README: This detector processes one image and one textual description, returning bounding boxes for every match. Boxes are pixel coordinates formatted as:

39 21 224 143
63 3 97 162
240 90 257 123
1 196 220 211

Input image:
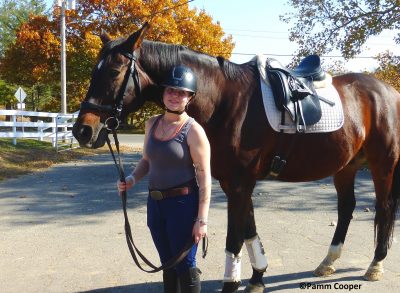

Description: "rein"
80 51 142 129
105 130 208 272
81 48 208 272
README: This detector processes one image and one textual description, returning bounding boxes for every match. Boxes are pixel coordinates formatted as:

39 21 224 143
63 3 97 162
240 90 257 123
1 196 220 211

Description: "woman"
117 65 211 293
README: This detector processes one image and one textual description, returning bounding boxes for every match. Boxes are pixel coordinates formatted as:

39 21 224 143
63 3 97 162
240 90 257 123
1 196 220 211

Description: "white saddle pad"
255 55 344 133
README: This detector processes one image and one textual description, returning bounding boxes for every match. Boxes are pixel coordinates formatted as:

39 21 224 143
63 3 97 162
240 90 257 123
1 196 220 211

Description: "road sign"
15 87 27 103
17 103 26 110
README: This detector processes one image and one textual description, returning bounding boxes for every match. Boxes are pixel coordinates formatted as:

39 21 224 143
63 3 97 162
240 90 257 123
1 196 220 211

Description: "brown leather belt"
150 186 193 200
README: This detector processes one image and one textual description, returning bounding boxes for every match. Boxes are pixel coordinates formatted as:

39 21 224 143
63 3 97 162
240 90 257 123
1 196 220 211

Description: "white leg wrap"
322 243 343 266
245 235 268 272
223 249 242 282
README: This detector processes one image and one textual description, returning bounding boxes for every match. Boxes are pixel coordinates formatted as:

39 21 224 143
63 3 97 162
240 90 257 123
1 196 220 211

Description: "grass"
0 138 109 181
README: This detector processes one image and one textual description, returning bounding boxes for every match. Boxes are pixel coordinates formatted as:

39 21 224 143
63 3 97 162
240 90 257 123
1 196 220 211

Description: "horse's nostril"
73 124 93 144
80 125 92 138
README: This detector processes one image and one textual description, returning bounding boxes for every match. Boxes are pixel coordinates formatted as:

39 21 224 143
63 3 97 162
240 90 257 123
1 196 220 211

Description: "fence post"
38 120 44 141
12 115 17 145
52 117 57 147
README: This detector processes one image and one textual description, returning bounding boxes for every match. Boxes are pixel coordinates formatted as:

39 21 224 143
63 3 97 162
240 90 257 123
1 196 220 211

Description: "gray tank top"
147 115 196 190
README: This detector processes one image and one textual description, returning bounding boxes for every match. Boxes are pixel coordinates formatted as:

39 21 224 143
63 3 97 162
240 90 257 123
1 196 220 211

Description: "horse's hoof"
363 268 383 281
221 281 241 293
244 282 266 293
314 263 336 277
363 260 384 281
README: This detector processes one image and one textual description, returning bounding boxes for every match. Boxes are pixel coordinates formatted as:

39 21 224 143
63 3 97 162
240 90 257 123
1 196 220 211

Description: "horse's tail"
381 157 400 247
391 158 400 225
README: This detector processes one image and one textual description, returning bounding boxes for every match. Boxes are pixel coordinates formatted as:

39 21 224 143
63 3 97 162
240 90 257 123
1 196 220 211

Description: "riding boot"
179 267 201 293
163 269 179 293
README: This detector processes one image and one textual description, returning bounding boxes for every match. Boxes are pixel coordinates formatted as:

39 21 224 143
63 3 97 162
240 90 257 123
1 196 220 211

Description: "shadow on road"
79 268 366 292
0 153 378 227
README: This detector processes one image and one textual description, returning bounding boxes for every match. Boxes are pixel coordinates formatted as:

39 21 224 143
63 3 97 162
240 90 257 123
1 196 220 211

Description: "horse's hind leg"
314 163 358 277
363 158 400 281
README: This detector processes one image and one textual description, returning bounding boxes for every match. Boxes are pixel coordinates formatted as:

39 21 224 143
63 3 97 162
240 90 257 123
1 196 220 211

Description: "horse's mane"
141 40 255 82
216 55 257 82
99 37 255 82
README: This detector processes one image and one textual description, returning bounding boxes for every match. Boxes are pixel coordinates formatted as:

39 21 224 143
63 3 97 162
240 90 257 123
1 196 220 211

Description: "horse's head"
73 23 151 148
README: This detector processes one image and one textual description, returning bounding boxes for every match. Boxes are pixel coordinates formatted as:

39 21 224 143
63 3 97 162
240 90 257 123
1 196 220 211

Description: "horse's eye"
109 69 120 78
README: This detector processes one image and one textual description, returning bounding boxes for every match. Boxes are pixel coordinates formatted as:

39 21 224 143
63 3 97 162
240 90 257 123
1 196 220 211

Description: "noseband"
80 51 142 131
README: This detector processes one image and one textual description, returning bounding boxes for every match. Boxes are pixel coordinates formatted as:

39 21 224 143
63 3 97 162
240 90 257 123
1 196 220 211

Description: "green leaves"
282 0 400 59
0 0 233 118
0 0 47 57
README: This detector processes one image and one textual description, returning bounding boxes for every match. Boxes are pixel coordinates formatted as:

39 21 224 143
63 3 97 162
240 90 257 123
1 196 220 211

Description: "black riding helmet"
160 66 197 114
161 65 197 95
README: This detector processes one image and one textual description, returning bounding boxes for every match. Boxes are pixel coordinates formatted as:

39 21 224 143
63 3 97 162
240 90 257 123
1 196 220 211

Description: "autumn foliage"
1 15 59 86
374 51 400 92
0 0 234 113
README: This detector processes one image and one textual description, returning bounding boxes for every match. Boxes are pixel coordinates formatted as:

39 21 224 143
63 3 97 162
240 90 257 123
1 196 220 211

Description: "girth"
265 55 326 179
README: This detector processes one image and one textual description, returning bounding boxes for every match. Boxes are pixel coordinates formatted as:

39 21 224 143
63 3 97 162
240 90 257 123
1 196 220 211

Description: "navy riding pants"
147 187 199 275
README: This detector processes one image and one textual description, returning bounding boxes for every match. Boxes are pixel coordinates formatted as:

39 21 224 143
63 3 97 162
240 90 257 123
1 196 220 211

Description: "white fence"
0 110 79 151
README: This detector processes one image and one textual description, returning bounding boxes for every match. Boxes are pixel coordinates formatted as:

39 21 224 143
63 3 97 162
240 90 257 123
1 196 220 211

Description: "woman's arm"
187 121 211 243
117 116 157 192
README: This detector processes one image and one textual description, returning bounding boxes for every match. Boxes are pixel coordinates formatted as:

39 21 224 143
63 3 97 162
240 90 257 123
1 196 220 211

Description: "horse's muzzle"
73 122 109 149
72 123 93 146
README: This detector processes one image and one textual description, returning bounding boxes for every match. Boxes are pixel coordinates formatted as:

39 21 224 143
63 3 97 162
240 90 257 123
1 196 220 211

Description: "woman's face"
163 87 192 112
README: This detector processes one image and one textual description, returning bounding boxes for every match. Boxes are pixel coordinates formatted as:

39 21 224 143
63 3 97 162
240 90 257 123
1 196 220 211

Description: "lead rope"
105 130 208 273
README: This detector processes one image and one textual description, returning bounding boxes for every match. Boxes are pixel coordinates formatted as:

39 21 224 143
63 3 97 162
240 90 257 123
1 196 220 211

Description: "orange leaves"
1 15 59 85
69 0 234 58
373 51 400 92
1 0 234 112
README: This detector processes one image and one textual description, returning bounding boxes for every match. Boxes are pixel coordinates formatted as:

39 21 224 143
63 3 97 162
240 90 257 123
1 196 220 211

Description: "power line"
224 28 399 39
224 28 288 34
230 33 289 40
227 34 398 45
213 52 381 59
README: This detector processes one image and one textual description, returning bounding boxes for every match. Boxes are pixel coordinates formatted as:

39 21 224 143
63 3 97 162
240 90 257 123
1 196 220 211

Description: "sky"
47 0 400 72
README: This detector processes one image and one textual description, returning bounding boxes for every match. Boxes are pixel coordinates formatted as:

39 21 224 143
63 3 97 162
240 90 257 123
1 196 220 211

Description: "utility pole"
56 0 76 114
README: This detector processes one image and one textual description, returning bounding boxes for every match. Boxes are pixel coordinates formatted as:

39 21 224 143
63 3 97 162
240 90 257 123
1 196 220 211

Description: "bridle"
80 50 142 131
79 49 208 273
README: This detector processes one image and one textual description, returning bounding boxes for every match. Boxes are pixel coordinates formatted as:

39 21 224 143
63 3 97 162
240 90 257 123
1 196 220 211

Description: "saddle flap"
265 59 323 128
298 94 322 125
266 69 291 112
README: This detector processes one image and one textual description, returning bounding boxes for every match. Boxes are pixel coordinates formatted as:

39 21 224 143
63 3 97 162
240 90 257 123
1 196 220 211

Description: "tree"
63 0 234 58
323 60 348 75
0 15 60 86
281 0 400 59
373 51 400 91
0 0 47 57
1 0 234 118
0 79 16 108
0 15 59 110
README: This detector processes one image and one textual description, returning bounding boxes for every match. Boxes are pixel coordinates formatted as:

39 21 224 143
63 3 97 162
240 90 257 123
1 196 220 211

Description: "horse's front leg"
220 178 268 293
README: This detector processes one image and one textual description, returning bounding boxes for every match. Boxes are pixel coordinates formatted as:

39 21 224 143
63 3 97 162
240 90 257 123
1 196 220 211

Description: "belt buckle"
150 190 163 200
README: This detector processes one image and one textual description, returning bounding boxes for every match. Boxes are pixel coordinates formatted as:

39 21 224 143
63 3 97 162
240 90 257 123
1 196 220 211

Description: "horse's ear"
125 22 150 51
100 31 112 44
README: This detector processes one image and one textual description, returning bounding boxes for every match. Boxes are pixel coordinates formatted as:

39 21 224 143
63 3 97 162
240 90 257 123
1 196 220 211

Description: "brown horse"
72 23 400 292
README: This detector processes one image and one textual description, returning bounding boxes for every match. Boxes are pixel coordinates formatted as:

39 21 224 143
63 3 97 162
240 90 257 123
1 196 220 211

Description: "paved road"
112 134 144 148
0 149 399 293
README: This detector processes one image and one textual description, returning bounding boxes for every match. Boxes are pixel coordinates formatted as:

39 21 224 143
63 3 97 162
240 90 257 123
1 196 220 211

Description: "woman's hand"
116 175 135 194
192 218 207 244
